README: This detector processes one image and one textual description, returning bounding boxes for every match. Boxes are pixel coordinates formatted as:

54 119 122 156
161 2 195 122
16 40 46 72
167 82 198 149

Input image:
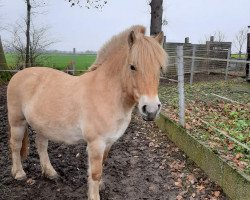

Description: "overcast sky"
0 0 249 52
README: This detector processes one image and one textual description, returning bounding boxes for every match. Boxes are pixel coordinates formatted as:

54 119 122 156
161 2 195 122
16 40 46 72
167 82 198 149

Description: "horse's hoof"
14 171 27 180
45 172 59 180
44 170 59 180
99 179 105 191
42 167 59 180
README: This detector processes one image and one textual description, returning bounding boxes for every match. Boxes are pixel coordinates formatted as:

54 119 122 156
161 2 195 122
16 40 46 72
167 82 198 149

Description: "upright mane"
88 25 146 71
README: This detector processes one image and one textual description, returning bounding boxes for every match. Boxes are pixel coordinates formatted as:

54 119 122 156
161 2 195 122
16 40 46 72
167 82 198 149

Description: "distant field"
5 53 246 70
231 54 247 59
5 53 96 71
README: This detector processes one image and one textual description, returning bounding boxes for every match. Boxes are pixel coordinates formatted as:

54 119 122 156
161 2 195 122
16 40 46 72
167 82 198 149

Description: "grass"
231 54 247 59
5 53 96 71
159 78 250 175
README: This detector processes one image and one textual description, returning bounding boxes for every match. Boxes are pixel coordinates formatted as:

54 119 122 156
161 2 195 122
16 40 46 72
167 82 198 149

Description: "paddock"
0 83 227 200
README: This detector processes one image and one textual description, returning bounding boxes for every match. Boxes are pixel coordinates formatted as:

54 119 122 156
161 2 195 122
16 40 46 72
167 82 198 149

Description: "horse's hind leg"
35 134 58 179
9 123 27 180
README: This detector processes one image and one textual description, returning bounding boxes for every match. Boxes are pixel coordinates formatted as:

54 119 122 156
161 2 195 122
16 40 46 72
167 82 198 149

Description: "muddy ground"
0 84 228 200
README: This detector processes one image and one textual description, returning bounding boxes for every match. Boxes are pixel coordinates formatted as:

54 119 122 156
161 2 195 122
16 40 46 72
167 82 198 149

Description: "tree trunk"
239 51 242 59
0 36 7 70
150 0 163 35
25 0 31 68
0 35 11 81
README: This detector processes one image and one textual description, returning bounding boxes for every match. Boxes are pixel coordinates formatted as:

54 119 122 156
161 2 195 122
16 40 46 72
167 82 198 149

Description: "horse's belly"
45 127 85 144
27 118 85 144
24 103 85 144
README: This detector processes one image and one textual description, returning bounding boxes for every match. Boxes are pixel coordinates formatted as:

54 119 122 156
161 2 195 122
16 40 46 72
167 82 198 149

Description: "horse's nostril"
158 104 161 109
142 105 147 114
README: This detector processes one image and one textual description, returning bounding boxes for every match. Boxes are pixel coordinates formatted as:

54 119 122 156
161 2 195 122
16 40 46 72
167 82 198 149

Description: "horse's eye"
130 65 136 71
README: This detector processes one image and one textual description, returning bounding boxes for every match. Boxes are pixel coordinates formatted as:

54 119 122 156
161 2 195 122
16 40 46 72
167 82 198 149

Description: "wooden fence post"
246 26 250 81
177 46 185 127
225 47 231 80
72 48 76 75
206 41 210 74
190 45 196 85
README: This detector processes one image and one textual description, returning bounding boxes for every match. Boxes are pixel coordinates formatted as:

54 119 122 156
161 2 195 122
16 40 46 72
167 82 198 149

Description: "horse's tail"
20 127 29 160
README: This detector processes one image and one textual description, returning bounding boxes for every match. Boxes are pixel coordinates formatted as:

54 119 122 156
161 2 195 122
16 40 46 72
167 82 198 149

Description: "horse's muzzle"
138 95 161 121
141 104 160 121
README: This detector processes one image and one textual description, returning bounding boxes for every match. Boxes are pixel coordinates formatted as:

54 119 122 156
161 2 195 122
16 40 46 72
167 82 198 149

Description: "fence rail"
160 45 250 154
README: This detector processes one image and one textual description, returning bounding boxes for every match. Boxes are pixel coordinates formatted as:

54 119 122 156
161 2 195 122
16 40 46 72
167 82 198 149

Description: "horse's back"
7 67 75 122
8 67 68 100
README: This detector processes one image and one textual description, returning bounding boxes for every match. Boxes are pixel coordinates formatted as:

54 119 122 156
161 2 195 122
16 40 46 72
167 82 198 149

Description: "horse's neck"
83 55 135 113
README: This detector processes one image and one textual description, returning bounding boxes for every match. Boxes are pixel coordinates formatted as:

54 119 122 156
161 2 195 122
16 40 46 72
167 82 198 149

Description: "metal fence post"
177 46 185 127
225 47 231 80
190 45 196 85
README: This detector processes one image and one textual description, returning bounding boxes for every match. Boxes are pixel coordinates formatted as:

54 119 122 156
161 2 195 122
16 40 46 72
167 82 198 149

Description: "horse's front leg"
35 134 58 179
87 140 106 200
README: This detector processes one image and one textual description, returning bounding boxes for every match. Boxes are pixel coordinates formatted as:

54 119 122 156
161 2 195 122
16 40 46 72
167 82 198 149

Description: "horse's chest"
106 117 131 143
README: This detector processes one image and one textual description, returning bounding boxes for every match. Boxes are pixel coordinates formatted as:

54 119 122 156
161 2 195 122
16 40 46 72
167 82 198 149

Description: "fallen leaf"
174 178 182 188
149 142 154 147
26 178 35 185
227 142 234 150
196 184 205 192
187 174 196 184
214 191 220 197
176 195 183 200
238 161 248 169
235 153 243 159
186 123 191 130
148 184 157 192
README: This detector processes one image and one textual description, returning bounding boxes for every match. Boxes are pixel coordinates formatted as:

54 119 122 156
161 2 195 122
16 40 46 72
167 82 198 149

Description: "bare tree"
149 0 163 35
0 0 4 31
199 31 226 44
69 0 165 37
68 0 107 9
0 35 7 69
214 31 226 42
29 25 56 66
0 0 8 74
6 21 56 68
25 0 31 67
24 0 47 68
199 34 211 44
234 27 247 58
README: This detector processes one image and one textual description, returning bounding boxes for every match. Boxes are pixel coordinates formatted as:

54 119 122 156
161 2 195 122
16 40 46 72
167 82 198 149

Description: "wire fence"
164 45 250 82
159 45 250 175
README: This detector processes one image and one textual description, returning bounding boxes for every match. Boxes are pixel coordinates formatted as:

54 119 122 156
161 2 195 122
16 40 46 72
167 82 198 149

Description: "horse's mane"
88 25 146 71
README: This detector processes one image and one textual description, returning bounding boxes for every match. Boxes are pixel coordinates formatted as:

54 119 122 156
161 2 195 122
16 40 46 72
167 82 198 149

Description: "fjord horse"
7 25 167 200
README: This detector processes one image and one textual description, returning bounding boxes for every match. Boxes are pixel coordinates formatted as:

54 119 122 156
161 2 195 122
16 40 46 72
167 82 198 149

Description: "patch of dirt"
0 84 228 200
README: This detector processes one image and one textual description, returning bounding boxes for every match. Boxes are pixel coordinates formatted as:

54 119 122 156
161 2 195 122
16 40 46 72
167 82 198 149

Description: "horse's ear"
128 30 136 48
154 31 164 45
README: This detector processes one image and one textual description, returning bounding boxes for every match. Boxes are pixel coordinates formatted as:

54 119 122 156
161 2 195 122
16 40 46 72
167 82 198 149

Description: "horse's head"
125 30 167 121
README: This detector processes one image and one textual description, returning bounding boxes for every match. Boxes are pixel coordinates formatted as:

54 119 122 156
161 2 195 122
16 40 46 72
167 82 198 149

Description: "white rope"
198 118 250 151
210 93 240 104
